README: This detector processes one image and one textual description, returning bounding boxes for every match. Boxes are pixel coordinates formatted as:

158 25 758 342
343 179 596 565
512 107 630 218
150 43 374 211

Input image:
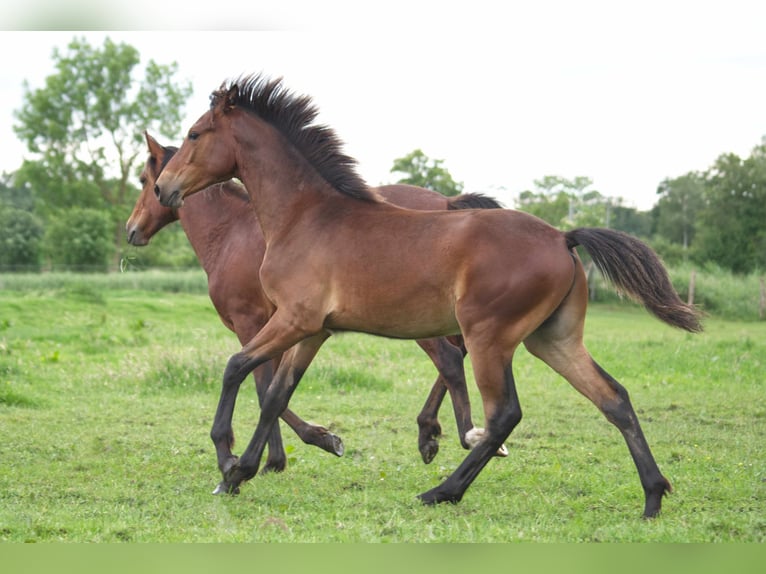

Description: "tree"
695 143 766 273
517 175 600 227
390 149 464 196
13 36 193 268
654 173 704 251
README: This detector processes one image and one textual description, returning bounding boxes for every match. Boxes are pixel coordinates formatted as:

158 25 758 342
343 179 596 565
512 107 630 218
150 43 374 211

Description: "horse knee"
210 424 233 449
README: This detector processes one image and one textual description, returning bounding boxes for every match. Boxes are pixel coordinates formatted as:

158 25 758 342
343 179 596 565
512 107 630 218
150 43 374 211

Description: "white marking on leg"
465 426 509 457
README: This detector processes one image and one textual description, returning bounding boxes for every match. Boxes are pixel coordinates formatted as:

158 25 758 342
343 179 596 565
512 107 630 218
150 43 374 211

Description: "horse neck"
177 185 256 273
233 119 334 242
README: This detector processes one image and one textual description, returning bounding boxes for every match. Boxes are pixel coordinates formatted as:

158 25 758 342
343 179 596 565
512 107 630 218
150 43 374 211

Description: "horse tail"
447 193 504 210
565 228 703 333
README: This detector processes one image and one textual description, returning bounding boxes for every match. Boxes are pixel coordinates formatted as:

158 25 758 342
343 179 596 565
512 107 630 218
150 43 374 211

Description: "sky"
1 1 766 211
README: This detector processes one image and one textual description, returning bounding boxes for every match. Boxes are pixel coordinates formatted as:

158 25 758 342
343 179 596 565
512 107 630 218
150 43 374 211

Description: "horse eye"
188 131 199 141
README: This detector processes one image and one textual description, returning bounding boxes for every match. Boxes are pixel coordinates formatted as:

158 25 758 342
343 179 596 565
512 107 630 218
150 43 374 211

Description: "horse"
126 131 506 471
154 74 702 517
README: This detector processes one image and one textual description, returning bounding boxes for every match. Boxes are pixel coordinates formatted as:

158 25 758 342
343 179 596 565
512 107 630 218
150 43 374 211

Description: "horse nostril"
154 184 161 199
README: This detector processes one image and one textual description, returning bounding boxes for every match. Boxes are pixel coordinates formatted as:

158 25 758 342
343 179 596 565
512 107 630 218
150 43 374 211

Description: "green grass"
0 286 764 542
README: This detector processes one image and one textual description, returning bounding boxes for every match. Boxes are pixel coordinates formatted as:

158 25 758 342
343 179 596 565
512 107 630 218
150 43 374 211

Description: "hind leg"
418 343 522 504
415 337 472 463
524 309 671 518
415 337 507 464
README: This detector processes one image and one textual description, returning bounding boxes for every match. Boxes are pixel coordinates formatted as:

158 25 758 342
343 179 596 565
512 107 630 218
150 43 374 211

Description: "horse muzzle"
154 184 184 209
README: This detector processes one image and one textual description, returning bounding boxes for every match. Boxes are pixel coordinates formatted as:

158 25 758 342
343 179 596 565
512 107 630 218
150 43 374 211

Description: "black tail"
447 193 504 210
566 228 703 333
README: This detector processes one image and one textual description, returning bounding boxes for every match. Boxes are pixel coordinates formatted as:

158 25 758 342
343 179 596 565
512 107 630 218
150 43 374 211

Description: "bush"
43 207 113 272
0 208 44 271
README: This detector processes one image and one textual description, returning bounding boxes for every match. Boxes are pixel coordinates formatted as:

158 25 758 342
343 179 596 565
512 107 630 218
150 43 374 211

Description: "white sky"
1 1 765 210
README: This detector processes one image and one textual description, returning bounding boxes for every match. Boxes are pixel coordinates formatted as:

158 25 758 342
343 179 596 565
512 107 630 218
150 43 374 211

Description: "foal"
127 132 505 471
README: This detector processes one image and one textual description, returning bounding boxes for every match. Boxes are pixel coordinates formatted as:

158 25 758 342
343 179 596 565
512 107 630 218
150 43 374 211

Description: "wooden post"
760 276 765 320
688 269 696 306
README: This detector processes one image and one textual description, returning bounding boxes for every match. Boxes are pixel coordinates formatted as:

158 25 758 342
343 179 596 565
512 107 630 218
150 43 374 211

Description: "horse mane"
210 73 379 203
447 193 504 210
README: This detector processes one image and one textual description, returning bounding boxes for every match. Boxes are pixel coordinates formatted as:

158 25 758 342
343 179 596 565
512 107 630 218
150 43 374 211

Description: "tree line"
1 36 764 275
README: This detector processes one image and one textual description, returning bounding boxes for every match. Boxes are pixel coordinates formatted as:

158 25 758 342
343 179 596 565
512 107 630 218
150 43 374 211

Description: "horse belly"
324 280 459 339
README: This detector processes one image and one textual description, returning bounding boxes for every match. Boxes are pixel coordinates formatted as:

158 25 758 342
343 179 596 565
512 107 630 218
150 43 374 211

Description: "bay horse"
126 132 506 471
154 74 702 517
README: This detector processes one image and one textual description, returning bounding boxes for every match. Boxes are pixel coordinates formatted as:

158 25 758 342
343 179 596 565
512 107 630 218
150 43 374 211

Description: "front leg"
219 332 331 494
210 350 266 486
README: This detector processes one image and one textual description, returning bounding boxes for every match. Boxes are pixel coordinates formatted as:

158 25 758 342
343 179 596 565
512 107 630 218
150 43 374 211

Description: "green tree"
695 143 766 273
516 187 570 225
517 175 598 227
13 35 193 269
390 149 464 196
654 173 704 252
517 175 650 235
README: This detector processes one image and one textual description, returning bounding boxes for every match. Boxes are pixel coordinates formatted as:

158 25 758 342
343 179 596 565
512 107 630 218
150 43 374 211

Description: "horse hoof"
495 444 509 457
330 434 345 457
261 459 287 474
419 440 439 464
417 487 461 505
212 481 240 495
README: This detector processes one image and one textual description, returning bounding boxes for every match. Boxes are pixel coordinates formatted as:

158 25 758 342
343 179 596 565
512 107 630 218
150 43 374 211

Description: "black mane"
210 74 378 203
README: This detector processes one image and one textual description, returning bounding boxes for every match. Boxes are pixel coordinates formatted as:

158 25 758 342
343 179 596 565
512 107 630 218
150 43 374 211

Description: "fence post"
688 269 696 306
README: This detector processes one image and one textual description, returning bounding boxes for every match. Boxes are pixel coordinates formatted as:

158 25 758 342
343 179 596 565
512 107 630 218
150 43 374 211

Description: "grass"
0 285 764 542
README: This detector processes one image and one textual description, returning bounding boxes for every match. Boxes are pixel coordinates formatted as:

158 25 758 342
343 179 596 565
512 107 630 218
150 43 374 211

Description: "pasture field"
0 284 764 542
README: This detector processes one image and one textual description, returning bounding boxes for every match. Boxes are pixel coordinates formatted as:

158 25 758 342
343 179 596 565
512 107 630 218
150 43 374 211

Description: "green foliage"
0 207 44 270
12 35 193 266
654 173 704 249
516 175 651 236
696 147 766 273
654 140 766 274
121 223 200 271
390 149 464 196
43 208 113 271
517 186 571 225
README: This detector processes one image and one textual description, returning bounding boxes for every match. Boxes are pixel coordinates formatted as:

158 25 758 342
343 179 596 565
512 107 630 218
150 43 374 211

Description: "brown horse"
154 74 701 517
127 132 505 471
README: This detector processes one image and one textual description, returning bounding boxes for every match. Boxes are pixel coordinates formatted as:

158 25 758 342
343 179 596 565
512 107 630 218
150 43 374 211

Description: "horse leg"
253 360 344 462
415 337 471 463
217 332 331 494
415 337 508 463
251 361 287 473
278 410 344 457
418 345 522 504
524 323 671 518
209 311 318 489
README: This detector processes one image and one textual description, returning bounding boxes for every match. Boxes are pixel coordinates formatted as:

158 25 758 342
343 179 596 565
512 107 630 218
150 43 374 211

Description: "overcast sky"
1 1 765 210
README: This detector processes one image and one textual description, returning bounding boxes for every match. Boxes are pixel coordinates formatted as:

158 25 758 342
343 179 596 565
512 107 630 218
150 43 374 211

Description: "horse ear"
224 84 239 112
144 131 164 157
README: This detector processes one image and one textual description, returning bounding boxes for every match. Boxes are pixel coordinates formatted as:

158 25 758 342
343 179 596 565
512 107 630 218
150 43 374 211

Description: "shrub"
0 208 44 271
43 207 113 272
